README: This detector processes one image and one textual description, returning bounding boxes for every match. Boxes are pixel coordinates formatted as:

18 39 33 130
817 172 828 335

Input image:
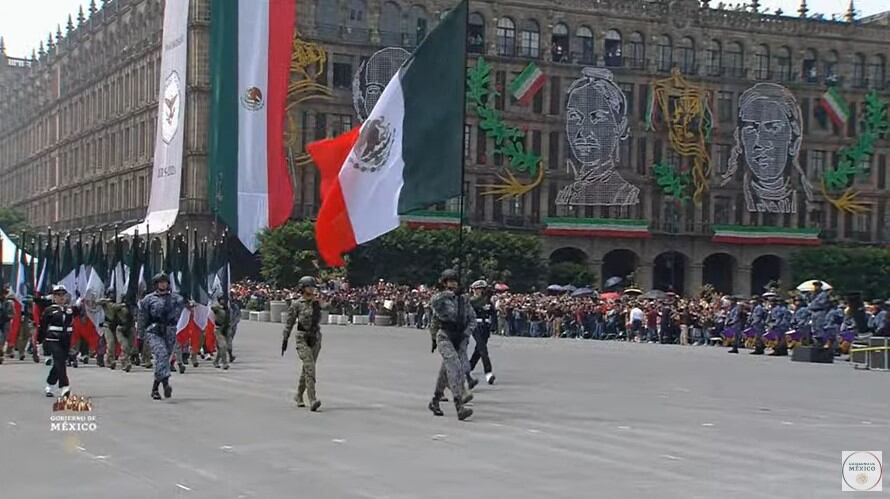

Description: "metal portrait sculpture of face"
556 68 637 207
353 47 410 121
723 83 811 213
566 80 623 166
740 95 794 183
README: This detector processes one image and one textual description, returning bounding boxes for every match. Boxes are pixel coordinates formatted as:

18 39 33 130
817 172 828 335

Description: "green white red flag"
209 0 296 252
509 63 546 106
307 0 467 266
820 87 850 128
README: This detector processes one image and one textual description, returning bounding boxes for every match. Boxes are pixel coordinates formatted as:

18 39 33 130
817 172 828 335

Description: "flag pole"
455 0 469 288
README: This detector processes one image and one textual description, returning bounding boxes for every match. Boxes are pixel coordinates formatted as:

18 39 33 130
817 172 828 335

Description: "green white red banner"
542 218 651 239
712 225 821 246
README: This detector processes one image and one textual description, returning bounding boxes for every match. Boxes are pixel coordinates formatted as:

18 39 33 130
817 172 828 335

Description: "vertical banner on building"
209 0 296 253
123 0 189 236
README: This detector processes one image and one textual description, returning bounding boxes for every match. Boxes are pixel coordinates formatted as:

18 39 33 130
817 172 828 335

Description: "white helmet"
470 280 488 290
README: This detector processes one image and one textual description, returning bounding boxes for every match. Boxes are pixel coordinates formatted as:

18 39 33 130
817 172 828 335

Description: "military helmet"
297 276 317 290
439 269 459 284
470 279 488 289
152 273 170 285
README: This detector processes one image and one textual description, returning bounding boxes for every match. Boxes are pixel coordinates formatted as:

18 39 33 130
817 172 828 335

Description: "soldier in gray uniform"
137 273 185 400
282 276 323 412
727 296 746 354
749 296 768 355
428 269 475 421
807 282 831 346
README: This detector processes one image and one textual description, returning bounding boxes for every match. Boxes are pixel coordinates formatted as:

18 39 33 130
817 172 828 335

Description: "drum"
838 327 856 354
721 326 737 347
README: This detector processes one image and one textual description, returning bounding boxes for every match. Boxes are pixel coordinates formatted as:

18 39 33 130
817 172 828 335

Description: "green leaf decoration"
466 57 539 176
652 162 691 203
823 90 889 194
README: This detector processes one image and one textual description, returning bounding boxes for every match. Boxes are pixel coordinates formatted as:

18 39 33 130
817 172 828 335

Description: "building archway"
549 247 588 265
751 255 783 295
653 251 688 294
601 249 639 288
702 253 736 294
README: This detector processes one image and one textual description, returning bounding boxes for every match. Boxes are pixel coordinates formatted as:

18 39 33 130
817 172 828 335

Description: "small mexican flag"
208 0 296 253
820 87 850 128
509 62 546 106
307 1 467 267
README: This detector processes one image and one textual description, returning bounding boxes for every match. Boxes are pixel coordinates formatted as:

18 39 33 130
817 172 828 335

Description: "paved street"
1 321 888 499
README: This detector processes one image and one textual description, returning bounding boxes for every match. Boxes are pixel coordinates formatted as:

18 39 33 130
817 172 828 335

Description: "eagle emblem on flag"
349 117 395 173
161 71 182 144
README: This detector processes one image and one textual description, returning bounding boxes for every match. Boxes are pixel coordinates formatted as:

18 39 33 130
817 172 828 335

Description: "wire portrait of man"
721 83 812 213
556 68 639 207
352 47 410 122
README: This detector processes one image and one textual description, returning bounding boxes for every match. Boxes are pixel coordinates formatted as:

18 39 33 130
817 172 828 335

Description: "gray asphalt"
1 321 888 499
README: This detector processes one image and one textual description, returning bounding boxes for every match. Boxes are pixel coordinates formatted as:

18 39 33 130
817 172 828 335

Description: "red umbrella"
494 283 509 292
599 292 620 301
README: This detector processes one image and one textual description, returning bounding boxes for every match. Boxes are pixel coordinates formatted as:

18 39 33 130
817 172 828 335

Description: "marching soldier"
468 280 496 385
428 269 475 421
767 298 792 356
749 295 768 355
728 296 746 354
38 285 81 397
13 295 38 362
137 274 185 400
102 293 135 372
283 276 324 412
807 281 831 346
0 286 13 364
211 294 233 370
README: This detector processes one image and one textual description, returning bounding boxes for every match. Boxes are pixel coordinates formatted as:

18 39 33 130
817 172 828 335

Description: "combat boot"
294 392 306 407
467 376 479 390
108 360 116 370
455 403 473 421
428 398 444 416
309 400 321 412
461 392 474 405
96 356 105 368
31 350 39 363
162 377 172 399
123 362 132 373
151 380 162 400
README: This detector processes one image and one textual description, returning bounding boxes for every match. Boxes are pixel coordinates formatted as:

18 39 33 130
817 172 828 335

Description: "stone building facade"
0 0 212 235
2 0 890 295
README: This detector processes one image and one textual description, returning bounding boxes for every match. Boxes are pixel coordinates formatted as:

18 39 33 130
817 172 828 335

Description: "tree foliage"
548 261 597 288
258 222 546 291
0 208 32 241
256 220 318 288
790 246 890 300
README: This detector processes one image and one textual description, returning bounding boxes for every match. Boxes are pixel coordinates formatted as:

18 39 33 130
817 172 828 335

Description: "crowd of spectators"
229 279 730 344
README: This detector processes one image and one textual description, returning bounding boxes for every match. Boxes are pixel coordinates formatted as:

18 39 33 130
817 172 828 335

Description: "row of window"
313 0 887 88
23 172 150 228
0 54 160 167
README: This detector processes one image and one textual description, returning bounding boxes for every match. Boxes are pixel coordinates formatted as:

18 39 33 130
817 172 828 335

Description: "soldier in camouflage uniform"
0 286 14 365
428 269 475 421
211 294 233 370
137 273 185 400
13 296 38 362
101 293 135 372
282 276 323 412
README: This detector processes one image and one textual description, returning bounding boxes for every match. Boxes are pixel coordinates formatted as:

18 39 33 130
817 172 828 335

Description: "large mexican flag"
307 0 467 266
208 0 296 252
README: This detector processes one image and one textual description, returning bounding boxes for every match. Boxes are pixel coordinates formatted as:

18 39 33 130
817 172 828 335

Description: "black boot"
467 376 479 390
455 402 473 421
728 348 739 353
151 380 162 400
162 377 172 399
428 398 444 416
462 392 474 405
96 356 105 368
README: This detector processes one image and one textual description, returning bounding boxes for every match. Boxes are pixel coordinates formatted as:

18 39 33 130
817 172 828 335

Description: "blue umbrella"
547 284 564 292
571 287 595 298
